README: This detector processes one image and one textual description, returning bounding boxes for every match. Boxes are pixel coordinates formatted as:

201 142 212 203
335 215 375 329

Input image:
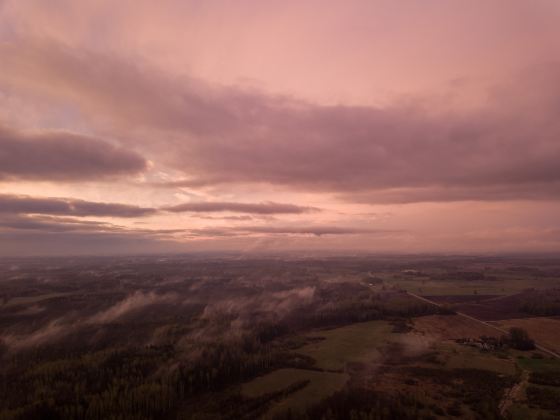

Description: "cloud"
0 194 185 255
0 194 317 220
164 201 319 214
0 230 184 256
190 215 257 221
0 215 115 232
0 125 148 182
3 39 560 203
186 225 396 238
240 226 392 236
0 194 156 217
0 212 187 257
0 213 187 237
344 183 560 204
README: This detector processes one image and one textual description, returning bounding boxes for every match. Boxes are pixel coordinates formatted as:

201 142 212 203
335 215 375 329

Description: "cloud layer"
164 201 319 214
0 125 148 181
0 194 156 217
2 40 560 203
0 194 319 217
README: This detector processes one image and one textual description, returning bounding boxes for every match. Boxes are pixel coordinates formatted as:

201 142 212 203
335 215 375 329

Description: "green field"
240 321 393 417
241 368 348 417
438 343 517 375
298 320 393 371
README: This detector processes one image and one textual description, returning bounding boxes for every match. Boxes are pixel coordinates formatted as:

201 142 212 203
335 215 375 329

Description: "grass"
297 320 393 371
517 357 560 373
440 343 517 375
239 319 396 418
240 368 348 417
413 314 501 340
508 403 537 420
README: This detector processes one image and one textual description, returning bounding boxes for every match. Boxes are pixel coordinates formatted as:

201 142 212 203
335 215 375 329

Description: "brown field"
413 315 501 340
426 294 500 304
452 293 534 321
441 289 560 321
493 317 560 354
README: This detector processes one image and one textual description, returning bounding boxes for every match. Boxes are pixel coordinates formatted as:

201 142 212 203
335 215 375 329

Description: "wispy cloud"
186 225 398 238
164 201 319 214
0 194 156 217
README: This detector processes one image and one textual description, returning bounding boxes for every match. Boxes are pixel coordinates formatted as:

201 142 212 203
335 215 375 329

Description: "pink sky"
1 0 560 256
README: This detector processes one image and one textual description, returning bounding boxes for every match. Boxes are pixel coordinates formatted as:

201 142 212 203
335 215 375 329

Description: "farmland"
494 317 560 354
297 320 392 370
241 369 348 417
413 314 501 340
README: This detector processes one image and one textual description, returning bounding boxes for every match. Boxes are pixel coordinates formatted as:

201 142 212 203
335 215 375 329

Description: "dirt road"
498 370 529 417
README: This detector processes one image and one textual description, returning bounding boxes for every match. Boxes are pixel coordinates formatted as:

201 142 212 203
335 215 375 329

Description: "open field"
440 342 517 375
241 368 348 417
369 343 517 419
297 320 393 370
517 356 560 373
493 317 560 355
450 289 560 321
413 314 501 340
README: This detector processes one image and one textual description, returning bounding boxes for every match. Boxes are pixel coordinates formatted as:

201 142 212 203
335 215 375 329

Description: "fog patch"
394 332 435 357
15 304 46 316
1 318 70 350
1 291 178 350
87 291 177 324
177 287 316 352
200 286 315 326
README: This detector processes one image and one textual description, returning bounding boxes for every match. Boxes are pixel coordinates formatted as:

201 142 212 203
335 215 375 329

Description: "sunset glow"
1 0 560 256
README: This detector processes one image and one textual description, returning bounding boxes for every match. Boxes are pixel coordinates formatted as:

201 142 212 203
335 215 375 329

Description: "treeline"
402 367 509 419
300 298 438 329
272 380 504 420
518 289 560 316
0 335 315 419
530 370 560 387
520 301 560 316
288 287 440 332
506 327 535 351
526 386 560 412
0 345 177 420
278 387 424 420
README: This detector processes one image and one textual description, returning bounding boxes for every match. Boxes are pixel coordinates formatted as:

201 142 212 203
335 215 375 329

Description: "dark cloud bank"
0 125 148 181
0 194 155 217
0 194 317 217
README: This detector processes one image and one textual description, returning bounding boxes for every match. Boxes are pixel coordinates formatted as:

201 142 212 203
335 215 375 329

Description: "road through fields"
406 292 560 359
